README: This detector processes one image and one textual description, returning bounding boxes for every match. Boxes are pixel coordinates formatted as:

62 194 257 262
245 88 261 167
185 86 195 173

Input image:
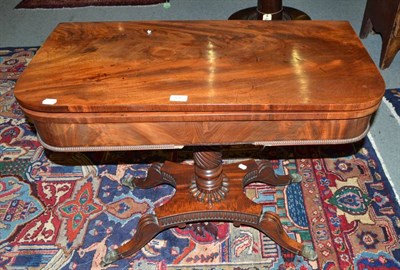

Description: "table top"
14 20 384 115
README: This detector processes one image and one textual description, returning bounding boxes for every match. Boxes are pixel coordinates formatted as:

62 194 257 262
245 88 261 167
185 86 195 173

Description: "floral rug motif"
1 48 400 269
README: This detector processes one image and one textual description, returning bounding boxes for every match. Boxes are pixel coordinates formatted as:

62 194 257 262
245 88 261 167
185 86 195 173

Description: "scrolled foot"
243 160 295 186
290 173 302 184
301 244 317 261
121 162 177 190
100 249 121 267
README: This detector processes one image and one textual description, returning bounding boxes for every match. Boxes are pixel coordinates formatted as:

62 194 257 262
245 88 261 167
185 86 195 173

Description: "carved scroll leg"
244 160 302 186
100 214 163 267
256 212 317 261
122 162 176 190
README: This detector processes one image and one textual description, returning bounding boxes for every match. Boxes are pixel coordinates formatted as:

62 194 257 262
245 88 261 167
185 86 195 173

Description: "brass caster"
121 176 136 190
100 249 120 267
301 244 317 261
290 173 302 184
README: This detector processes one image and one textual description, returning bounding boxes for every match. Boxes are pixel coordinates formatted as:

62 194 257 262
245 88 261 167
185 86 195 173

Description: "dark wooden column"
229 0 310 20
190 149 229 204
256 0 283 20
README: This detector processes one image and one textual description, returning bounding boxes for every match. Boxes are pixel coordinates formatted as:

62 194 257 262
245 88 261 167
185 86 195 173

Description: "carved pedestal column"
190 150 229 204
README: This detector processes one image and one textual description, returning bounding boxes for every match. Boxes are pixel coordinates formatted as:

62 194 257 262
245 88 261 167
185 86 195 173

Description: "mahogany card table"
14 20 385 265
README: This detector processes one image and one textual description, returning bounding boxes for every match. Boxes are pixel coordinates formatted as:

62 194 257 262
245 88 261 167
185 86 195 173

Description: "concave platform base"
101 153 317 266
229 6 310 20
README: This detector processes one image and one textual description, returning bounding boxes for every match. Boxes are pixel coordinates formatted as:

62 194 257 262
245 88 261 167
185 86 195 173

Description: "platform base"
101 154 317 266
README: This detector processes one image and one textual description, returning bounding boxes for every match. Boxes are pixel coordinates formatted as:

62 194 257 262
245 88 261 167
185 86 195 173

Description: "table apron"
31 116 372 151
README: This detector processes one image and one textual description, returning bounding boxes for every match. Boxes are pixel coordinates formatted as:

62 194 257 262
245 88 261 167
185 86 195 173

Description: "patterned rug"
384 89 400 118
1 47 400 270
15 0 166 9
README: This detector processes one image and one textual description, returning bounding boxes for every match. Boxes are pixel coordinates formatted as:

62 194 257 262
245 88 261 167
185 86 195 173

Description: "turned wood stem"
190 149 229 204
193 150 224 192
257 0 283 20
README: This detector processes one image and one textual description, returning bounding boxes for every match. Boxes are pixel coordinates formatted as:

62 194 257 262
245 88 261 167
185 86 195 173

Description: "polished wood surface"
30 115 371 148
15 21 382 113
14 21 384 149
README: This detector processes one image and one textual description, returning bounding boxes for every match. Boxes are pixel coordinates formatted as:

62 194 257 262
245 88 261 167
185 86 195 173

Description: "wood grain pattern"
15 21 383 113
31 117 371 148
14 20 384 149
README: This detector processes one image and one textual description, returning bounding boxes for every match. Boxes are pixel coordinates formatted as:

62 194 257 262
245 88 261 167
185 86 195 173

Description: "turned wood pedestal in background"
229 0 310 20
14 21 384 266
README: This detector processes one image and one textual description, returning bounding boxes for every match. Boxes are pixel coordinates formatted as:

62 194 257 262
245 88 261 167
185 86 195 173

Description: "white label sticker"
169 95 188 102
263 14 272 20
42 98 57 105
238 164 247 170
